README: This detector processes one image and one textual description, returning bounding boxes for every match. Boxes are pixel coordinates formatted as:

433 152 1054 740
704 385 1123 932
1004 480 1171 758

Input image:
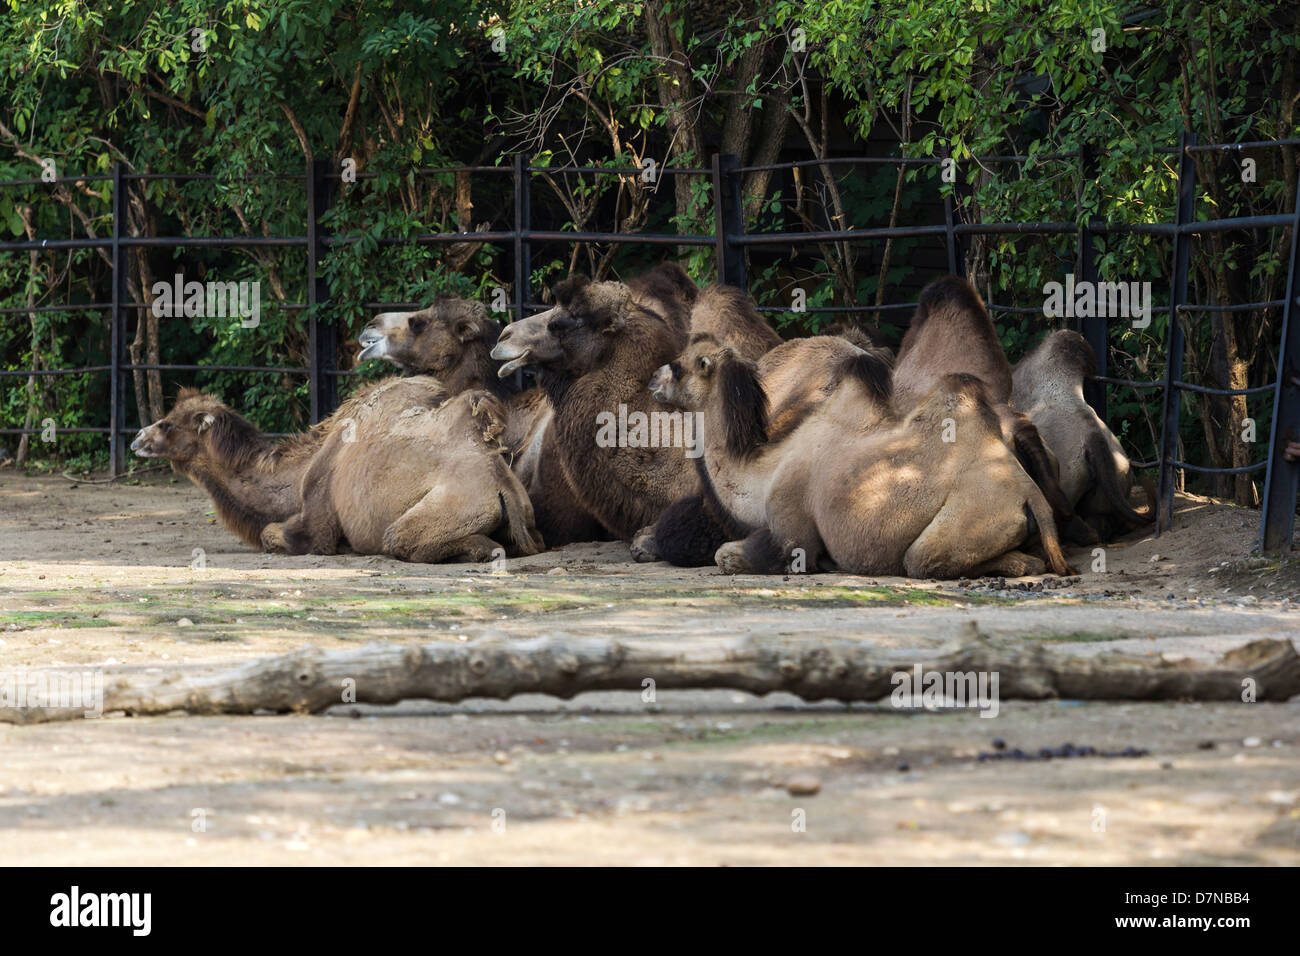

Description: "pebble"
546 567 565 576
994 831 1031 847
177 618 193 627
1243 737 1262 748
492 750 510 765
785 775 821 797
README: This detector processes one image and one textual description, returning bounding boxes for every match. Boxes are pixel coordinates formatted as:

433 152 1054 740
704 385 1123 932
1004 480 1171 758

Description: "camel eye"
695 355 710 373
159 422 172 433
409 317 428 334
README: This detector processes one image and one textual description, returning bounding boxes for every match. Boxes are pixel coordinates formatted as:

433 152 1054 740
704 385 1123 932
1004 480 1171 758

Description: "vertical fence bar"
306 157 337 423
1077 144 1107 420
941 145 959 276
513 153 531 318
1156 131 1197 533
712 153 745 289
512 154 531 390
1258 163 1300 552
108 162 128 476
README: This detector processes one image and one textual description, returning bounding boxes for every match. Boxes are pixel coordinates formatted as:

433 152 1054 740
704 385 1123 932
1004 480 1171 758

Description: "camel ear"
195 412 216 433
455 318 481 342
598 310 626 335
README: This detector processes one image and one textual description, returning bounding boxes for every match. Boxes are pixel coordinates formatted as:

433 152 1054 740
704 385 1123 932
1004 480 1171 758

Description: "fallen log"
1 626 1297 724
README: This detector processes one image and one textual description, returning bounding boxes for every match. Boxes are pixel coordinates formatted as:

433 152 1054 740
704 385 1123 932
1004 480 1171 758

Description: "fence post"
712 153 745 289
1077 143 1107 420
513 153 531 318
108 162 129 477
306 157 337 423
940 145 960 276
1155 131 1196 533
1258 162 1300 553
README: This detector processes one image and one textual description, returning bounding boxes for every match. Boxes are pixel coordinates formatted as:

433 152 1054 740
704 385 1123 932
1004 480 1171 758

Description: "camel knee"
715 528 787 575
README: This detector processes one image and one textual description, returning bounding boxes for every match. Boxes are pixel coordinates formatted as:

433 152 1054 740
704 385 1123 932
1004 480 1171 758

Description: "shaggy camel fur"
893 275 1075 525
1012 330 1153 541
134 379 542 561
650 338 1074 578
490 274 701 540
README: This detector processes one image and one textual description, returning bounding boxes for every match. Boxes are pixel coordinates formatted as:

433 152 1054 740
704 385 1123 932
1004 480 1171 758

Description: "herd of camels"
130 265 1153 578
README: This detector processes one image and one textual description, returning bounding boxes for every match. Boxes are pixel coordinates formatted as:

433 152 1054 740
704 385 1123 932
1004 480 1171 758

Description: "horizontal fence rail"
1 134 1298 551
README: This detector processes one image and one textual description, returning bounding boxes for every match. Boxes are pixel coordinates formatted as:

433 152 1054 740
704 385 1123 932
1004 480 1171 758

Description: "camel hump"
633 261 699 307
938 371 990 403
834 347 893 407
1042 329 1098 379
916 275 987 320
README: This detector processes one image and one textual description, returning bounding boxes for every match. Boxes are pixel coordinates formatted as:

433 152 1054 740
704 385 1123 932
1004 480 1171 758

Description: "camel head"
651 335 769 457
1016 329 1097 387
490 275 634 379
131 389 263 467
357 297 497 374
648 334 738 409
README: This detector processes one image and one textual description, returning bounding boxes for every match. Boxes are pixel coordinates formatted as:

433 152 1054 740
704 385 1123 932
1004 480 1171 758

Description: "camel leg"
260 476 341 555
903 498 1027 579
380 485 504 564
715 525 816 575
967 550 1047 578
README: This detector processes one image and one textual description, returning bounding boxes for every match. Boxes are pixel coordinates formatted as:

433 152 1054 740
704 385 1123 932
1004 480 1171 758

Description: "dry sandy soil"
0 471 1297 865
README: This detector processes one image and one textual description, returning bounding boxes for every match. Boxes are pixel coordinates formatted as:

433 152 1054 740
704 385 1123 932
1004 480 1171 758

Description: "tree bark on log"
2 631 1296 725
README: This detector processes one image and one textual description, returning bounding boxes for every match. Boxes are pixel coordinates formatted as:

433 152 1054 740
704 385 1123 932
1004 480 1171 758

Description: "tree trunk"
3 628 1295 724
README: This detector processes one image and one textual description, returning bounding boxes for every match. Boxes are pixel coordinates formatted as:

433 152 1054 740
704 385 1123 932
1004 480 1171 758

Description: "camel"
490 274 702 541
1012 330 1153 541
893 276 1075 527
132 378 543 561
356 264 703 547
649 337 1074 578
356 295 603 545
489 273 786 562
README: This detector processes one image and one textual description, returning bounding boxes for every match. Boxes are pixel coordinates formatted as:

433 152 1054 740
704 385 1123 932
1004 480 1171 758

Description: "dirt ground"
0 470 1297 865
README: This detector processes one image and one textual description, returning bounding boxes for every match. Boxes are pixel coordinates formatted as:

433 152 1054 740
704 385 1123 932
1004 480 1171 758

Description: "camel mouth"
648 364 674 403
130 430 157 458
494 348 533 378
356 328 387 362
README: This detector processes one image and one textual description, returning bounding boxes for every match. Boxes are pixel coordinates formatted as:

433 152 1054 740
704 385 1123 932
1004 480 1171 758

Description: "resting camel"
131 378 542 561
893 276 1075 528
1012 330 1153 541
490 274 702 542
489 274 786 561
356 264 703 547
649 337 1074 578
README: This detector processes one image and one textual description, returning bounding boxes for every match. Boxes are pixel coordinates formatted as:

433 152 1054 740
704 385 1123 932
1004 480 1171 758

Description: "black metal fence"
2 133 1299 552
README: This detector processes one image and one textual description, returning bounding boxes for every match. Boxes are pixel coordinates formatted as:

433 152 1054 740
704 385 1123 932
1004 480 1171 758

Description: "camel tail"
498 468 544 556
1024 483 1075 576
1085 432 1154 526
1010 414 1074 524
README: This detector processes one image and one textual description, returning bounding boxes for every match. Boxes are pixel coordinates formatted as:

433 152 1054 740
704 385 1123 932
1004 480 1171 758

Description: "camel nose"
648 364 672 400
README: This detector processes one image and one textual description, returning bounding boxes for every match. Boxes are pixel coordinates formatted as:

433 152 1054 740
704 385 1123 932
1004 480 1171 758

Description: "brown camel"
357 295 604 545
133 378 542 561
1012 330 1153 541
356 264 703 547
649 337 1073 578
490 274 700 540
893 275 1075 526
